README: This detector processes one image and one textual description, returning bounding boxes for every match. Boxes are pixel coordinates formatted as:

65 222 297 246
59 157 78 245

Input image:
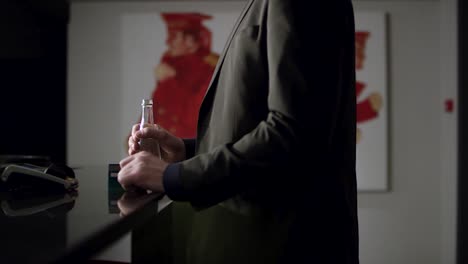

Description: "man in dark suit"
119 0 358 262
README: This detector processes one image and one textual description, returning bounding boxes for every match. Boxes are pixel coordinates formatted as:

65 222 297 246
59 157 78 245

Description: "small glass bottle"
139 99 161 158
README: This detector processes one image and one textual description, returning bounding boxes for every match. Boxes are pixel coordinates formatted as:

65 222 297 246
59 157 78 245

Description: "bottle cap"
141 99 153 106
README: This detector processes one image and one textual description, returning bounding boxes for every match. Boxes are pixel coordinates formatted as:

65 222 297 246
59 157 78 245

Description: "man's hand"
118 151 168 192
128 124 186 163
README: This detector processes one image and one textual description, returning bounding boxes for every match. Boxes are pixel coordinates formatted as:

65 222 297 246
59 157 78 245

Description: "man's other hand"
128 124 186 163
118 151 168 192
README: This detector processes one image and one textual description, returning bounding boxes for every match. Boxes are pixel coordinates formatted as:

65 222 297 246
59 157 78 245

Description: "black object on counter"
0 158 78 192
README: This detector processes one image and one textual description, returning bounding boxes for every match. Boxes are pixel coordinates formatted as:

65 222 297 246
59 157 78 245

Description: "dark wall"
459 0 468 263
0 0 68 163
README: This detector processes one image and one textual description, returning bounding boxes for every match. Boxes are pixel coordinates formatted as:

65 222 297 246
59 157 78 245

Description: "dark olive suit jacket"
174 0 358 262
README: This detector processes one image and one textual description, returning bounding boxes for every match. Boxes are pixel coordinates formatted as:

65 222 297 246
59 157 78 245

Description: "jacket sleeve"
176 0 354 207
182 139 197 159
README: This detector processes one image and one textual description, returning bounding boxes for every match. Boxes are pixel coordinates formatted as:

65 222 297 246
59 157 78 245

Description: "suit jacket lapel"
196 0 254 141
202 0 255 101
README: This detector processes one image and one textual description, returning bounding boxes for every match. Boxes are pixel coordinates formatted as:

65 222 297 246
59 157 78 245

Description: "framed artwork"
120 7 389 191
120 6 240 145
355 12 389 191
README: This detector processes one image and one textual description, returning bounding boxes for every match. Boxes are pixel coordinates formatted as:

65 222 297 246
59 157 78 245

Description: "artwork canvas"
355 12 389 191
120 8 240 146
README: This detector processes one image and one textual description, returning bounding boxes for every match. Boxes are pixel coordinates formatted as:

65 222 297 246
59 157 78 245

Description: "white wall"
352 1 457 263
68 1 458 263
439 0 458 263
355 2 442 262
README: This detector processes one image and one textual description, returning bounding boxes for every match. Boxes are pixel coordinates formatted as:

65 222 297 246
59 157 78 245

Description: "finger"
138 125 161 137
117 162 139 191
129 147 139 156
118 164 133 189
119 155 135 169
131 124 140 136
136 125 166 140
130 132 139 143
120 192 130 201
128 137 134 156
128 137 140 155
117 199 129 217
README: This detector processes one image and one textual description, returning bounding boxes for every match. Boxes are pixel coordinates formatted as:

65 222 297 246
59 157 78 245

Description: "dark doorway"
0 0 69 163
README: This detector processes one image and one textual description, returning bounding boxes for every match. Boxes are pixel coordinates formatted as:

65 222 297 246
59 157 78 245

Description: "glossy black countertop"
0 165 168 264
0 164 301 264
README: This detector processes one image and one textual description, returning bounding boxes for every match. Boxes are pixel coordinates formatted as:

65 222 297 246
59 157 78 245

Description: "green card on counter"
108 164 124 214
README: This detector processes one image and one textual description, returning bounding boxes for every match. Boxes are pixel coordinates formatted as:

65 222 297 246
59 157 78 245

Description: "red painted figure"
355 31 383 143
356 81 380 123
152 13 219 138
